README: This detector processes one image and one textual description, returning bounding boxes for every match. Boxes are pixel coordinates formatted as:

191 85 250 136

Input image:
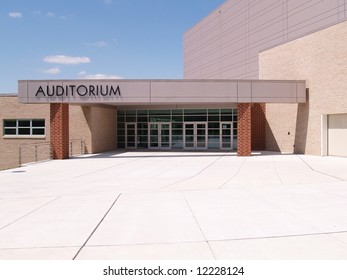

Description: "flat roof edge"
0 93 18 97
18 79 306 83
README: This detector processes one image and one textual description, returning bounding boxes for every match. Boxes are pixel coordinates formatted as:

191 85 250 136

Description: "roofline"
184 2 226 35
18 79 306 83
0 93 18 97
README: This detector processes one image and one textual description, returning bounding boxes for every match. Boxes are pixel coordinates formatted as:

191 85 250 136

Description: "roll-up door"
328 114 347 156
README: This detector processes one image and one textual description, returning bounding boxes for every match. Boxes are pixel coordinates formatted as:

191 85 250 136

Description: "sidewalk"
0 151 346 259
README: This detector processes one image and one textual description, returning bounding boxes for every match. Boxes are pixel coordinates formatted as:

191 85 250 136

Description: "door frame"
148 122 171 149
183 122 208 150
220 122 233 150
125 122 137 149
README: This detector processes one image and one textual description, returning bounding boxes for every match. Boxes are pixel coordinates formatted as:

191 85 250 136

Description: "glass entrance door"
149 123 171 149
126 123 137 149
184 122 207 149
220 122 233 149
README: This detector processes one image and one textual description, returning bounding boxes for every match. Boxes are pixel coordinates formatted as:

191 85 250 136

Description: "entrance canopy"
18 79 306 105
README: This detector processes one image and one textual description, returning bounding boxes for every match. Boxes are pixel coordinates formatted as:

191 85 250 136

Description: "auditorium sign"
35 84 121 97
18 80 151 104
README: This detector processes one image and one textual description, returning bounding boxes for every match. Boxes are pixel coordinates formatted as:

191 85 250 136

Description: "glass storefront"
117 108 237 150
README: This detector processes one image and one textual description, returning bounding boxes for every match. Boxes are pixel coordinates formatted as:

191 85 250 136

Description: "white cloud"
86 41 108 48
78 71 123 79
44 68 61 74
104 0 113 4
9 12 22 18
43 55 91 65
34 11 69 20
46 12 56 17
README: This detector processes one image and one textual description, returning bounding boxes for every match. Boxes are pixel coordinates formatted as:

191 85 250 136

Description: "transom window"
3 119 45 136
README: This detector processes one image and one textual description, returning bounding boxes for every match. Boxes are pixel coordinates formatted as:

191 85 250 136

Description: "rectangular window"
3 119 45 136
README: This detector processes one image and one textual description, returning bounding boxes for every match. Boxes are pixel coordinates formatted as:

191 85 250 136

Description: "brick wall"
260 20 347 155
91 107 117 153
0 96 50 170
69 106 92 154
237 103 251 156
69 105 117 154
0 97 117 170
251 103 266 151
50 104 69 159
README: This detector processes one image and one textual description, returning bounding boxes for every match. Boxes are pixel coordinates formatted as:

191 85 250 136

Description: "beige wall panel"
18 82 28 103
19 79 304 105
237 82 252 102
260 20 347 155
151 81 237 99
252 82 298 99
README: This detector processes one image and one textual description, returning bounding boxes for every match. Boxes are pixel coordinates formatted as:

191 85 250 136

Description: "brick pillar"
251 103 266 151
237 103 252 156
50 104 69 159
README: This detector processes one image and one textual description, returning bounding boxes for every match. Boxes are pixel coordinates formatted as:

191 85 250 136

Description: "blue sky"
0 0 225 93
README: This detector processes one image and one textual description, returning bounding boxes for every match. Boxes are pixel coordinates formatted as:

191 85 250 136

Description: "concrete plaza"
0 151 347 260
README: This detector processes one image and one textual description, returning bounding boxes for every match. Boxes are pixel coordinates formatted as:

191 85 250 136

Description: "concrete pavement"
0 151 347 259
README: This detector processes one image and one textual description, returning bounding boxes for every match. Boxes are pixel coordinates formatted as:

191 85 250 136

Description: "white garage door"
328 114 347 157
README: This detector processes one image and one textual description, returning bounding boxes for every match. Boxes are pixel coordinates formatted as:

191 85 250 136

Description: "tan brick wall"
69 105 117 154
69 105 92 154
1 97 117 170
260 21 347 155
0 96 50 170
91 106 117 153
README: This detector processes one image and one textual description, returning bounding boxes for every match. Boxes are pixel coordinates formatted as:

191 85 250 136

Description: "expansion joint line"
218 158 246 189
0 196 61 232
72 194 122 260
272 156 284 185
159 152 228 191
181 192 217 260
296 155 344 181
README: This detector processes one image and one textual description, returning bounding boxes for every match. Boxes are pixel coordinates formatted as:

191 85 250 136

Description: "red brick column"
237 103 252 156
50 104 69 159
251 103 266 151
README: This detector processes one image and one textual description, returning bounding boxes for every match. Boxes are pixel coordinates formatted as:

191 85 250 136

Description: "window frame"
3 119 46 138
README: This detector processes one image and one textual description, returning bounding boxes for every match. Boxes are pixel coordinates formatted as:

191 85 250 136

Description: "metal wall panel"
184 0 346 79
18 79 306 105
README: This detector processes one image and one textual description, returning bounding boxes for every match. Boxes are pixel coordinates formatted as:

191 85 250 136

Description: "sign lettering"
35 85 121 97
